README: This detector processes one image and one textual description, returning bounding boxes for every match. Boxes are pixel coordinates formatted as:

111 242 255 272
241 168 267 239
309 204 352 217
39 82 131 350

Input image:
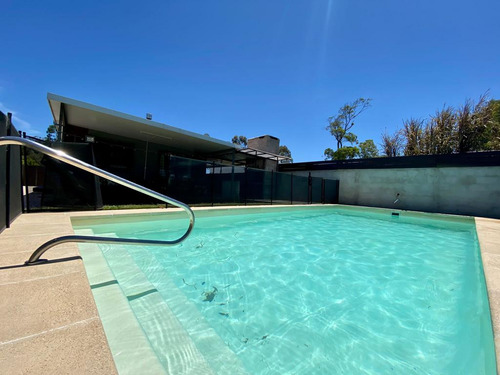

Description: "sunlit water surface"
79 207 496 374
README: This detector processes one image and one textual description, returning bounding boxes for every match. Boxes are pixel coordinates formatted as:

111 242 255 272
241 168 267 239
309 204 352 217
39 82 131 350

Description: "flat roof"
47 93 238 156
239 147 291 162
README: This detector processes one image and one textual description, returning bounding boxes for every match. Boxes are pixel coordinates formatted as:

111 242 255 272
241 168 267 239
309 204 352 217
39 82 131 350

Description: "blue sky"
2 0 499 162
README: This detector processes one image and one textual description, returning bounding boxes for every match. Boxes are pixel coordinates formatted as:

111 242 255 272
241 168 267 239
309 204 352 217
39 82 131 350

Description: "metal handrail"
0 136 195 265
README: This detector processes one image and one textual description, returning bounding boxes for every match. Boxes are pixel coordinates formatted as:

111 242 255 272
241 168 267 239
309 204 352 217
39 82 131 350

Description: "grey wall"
295 167 500 219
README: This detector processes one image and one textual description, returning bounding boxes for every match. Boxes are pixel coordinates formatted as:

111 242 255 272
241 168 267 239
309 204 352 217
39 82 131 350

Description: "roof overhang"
238 147 291 162
47 93 238 156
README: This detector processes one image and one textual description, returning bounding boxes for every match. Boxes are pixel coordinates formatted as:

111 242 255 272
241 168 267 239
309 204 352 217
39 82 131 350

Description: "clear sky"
2 0 499 162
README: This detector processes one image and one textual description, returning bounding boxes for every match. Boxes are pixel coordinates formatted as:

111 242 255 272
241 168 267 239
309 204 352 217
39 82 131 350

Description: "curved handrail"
0 136 195 264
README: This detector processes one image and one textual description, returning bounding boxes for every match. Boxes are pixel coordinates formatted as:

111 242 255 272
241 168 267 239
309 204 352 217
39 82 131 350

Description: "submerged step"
97 234 216 374
75 228 165 375
126 246 248 375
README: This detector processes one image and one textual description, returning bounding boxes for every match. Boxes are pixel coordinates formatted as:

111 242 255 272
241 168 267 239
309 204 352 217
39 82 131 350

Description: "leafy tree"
45 124 58 143
323 148 336 160
359 139 378 158
485 99 500 150
423 107 456 154
382 92 499 157
326 98 372 149
402 118 424 156
278 145 293 163
23 149 43 166
324 146 360 160
231 135 248 147
456 93 495 153
380 130 403 157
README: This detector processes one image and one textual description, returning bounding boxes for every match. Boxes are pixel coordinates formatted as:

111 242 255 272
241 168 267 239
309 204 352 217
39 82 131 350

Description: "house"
43 94 290 208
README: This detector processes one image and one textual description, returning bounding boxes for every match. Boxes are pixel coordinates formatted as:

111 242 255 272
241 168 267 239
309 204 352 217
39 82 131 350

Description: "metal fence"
34 151 339 210
163 155 339 206
0 112 22 232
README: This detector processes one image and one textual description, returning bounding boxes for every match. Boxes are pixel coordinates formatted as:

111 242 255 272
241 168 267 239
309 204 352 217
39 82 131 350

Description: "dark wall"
279 152 500 172
0 111 22 233
0 113 6 232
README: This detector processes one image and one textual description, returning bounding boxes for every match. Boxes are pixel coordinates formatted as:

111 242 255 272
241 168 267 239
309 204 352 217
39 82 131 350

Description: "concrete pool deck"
0 206 499 374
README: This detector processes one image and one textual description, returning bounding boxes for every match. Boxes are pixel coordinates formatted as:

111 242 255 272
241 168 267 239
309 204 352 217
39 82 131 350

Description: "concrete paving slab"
0 317 117 375
0 254 82 285
0 271 100 342
0 211 117 374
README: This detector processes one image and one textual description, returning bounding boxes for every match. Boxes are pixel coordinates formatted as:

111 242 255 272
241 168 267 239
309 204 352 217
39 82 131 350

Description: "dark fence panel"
27 149 339 210
0 112 7 232
1 111 22 232
23 166 45 186
292 174 308 204
41 143 101 210
273 171 291 204
9 134 22 219
211 165 245 205
311 176 322 203
324 179 339 204
246 168 272 204
167 156 212 205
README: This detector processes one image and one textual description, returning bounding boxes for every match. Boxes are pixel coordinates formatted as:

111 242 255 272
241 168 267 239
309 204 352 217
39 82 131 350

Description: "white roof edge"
46 92 237 149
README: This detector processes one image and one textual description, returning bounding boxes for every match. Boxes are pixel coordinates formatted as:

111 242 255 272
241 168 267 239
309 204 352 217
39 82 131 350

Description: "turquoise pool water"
74 206 496 374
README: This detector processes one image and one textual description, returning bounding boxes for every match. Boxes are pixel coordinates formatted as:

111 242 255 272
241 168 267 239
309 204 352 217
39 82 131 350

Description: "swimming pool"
73 206 496 374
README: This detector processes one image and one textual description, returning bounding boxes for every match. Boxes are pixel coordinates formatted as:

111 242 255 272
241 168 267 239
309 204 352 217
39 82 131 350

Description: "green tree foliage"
324 146 360 160
359 139 379 158
326 98 372 149
45 124 57 143
485 100 500 150
231 135 248 147
386 93 500 157
402 118 424 156
278 145 293 163
23 149 43 166
423 107 456 154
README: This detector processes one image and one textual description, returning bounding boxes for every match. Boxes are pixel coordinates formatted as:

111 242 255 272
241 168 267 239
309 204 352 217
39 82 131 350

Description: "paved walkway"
0 212 117 374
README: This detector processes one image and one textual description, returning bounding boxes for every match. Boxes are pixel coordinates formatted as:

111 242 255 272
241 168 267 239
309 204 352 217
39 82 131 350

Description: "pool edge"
475 216 500 374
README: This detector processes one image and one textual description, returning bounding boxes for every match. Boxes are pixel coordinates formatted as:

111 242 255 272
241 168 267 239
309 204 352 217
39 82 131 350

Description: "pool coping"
1 204 499 374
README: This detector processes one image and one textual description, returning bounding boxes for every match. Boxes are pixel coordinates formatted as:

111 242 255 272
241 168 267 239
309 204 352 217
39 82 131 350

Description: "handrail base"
25 259 49 266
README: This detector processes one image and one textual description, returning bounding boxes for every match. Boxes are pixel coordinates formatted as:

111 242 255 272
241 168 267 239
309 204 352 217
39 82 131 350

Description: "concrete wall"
295 167 500 219
248 135 280 171
248 135 279 154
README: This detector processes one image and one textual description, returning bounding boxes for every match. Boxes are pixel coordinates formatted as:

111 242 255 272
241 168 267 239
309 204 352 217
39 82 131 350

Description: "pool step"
125 246 248 375
75 228 165 375
98 233 215 375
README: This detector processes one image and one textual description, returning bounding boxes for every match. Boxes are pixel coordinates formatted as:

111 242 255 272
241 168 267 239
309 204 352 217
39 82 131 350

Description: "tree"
23 149 43 166
485 99 500 150
402 118 424 156
423 107 456 155
359 139 378 159
324 146 359 160
278 145 293 163
326 98 372 149
456 93 494 153
380 130 403 157
383 92 499 157
45 124 58 143
231 135 248 147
